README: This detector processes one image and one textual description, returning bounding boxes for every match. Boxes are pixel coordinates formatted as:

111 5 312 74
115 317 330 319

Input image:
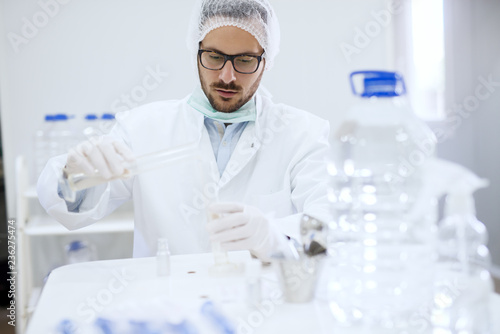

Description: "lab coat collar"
185 90 268 189
216 93 269 188
182 96 221 187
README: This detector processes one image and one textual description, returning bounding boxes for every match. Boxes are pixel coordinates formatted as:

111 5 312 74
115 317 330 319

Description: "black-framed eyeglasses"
198 49 265 74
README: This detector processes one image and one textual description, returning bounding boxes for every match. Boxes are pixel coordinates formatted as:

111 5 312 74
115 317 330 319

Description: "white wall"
266 0 395 119
0 0 394 217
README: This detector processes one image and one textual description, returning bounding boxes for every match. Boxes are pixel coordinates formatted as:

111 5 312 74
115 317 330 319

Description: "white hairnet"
187 0 280 70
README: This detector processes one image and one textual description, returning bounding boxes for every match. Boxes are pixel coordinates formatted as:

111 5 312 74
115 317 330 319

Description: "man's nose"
219 61 237 83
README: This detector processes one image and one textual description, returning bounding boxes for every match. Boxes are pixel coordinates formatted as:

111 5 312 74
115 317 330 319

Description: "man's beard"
199 69 264 113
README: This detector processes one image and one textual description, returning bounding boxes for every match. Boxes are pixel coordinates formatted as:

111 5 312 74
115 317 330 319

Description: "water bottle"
33 114 56 182
246 259 262 308
327 71 437 331
65 240 95 264
100 113 116 134
81 113 116 139
81 113 99 139
48 114 78 156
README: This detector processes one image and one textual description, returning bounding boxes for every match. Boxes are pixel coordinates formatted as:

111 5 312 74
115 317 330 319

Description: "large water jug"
327 71 438 331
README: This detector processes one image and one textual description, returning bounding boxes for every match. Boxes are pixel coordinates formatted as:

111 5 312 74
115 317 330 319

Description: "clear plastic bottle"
50 113 78 156
33 114 55 182
327 71 437 330
246 259 262 308
81 113 116 138
65 240 95 264
433 180 493 333
100 113 116 134
82 113 99 139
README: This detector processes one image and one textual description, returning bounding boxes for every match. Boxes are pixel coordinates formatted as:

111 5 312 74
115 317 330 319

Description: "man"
37 0 331 261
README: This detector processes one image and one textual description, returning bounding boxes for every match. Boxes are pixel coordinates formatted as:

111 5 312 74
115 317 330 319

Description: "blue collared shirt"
204 117 248 176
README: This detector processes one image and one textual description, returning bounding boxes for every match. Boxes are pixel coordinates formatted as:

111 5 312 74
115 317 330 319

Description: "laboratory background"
0 0 499 332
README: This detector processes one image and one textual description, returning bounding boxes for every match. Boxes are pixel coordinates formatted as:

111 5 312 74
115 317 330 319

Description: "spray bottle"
432 163 493 333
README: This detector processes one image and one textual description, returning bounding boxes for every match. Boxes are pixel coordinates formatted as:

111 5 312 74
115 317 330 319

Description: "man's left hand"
206 203 282 261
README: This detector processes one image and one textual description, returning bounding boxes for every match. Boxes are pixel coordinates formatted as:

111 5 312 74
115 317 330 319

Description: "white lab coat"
37 93 332 257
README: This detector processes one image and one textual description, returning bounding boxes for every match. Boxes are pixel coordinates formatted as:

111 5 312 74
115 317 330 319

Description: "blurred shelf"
25 212 134 236
22 183 134 236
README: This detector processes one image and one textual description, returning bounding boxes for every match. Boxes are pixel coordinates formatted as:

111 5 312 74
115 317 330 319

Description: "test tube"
59 142 199 202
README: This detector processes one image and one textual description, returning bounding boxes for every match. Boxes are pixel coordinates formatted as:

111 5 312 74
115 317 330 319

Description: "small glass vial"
156 238 171 277
246 259 262 308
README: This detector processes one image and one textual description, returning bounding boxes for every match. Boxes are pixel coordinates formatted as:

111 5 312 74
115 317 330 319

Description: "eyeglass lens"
200 51 259 73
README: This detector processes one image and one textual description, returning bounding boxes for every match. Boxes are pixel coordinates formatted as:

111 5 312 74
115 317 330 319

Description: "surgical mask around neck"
187 86 256 123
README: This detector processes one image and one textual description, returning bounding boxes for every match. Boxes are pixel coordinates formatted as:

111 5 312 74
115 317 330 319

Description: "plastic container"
42 113 78 160
81 113 116 138
33 113 78 182
33 114 56 181
100 113 116 134
81 113 99 139
274 256 324 303
65 240 95 264
327 71 437 330
433 177 493 333
245 259 262 307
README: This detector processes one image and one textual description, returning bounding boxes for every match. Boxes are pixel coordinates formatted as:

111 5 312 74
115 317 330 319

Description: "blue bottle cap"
350 71 406 98
101 113 115 120
54 114 69 121
67 240 87 252
85 114 98 121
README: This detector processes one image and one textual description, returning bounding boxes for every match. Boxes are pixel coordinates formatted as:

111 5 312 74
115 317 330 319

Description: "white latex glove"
64 136 135 180
206 202 285 261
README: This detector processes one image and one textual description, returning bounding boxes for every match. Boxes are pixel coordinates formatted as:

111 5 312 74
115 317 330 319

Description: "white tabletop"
27 252 500 334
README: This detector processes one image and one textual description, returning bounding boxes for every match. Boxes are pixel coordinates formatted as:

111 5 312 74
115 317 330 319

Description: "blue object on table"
200 301 235 334
95 318 115 334
57 319 76 334
166 319 199 334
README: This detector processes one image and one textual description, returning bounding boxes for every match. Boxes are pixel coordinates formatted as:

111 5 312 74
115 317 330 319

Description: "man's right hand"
64 136 135 180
